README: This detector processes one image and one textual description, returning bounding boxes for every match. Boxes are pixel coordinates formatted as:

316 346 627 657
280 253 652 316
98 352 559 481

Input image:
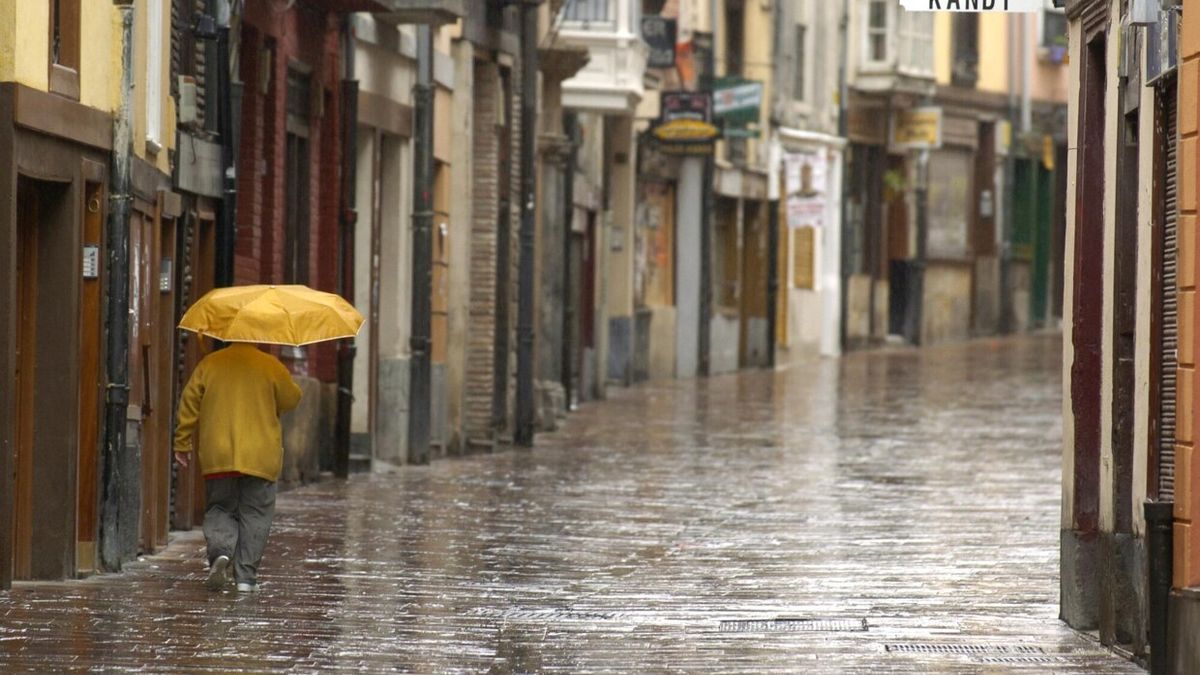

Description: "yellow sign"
891 106 943 150
793 227 815 290
1042 135 1055 170
652 118 721 144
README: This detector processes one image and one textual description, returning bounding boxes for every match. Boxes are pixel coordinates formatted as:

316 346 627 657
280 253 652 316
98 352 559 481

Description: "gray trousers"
204 475 277 585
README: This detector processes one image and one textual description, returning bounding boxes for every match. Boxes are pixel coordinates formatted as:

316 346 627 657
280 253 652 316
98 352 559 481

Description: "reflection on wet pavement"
0 335 1140 673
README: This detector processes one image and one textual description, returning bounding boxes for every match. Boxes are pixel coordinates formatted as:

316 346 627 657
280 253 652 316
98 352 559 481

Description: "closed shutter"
1159 83 1178 501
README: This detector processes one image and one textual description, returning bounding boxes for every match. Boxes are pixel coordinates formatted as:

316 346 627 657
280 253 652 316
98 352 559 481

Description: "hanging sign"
641 17 677 68
651 91 720 155
713 77 763 138
900 0 1043 10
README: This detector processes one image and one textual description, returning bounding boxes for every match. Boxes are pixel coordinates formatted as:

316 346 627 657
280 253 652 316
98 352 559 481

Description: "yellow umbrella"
178 284 364 347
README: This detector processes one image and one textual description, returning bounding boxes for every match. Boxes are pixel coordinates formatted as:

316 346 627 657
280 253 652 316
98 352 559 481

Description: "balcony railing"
562 0 615 25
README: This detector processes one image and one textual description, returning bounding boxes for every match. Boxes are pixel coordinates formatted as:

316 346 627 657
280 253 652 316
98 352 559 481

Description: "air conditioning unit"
178 75 198 126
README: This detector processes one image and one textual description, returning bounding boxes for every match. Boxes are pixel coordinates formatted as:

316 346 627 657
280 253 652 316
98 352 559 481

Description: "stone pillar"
605 114 637 385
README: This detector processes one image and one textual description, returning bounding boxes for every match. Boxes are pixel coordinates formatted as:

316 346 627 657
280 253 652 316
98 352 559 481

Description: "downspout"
215 0 237 287
515 0 541 446
837 0 850 348
999 13 1019 334
561 111 578 409
333 18 358 478
764 0 783 369
699 0 718 376
407 24 434 464
100 1 135 572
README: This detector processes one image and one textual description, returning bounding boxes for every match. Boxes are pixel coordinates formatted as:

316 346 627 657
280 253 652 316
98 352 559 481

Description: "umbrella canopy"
178 285 364 347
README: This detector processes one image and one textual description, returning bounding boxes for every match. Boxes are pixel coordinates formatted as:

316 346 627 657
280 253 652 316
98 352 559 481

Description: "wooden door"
130 203 174 553
739 202 769 367
13 181 38 579
173 211 216 530
76 181 105 573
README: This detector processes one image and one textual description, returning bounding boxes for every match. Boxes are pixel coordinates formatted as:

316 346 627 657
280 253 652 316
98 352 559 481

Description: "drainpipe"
1146 499 1174 675
215 1 237 287
699 0 718 377
561 112 578 409
515 0 541 446
333 18 358 478
999 14 1019 335
407 24 434 464
837 0 850 349
100 1 135 572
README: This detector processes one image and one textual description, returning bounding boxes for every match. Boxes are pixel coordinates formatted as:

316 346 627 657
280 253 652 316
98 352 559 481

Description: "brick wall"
1178 0 1200 589
465 59 500 443
234 5 342 384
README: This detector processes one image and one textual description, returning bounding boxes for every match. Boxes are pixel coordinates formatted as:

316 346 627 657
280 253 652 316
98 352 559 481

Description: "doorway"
13 176 80 580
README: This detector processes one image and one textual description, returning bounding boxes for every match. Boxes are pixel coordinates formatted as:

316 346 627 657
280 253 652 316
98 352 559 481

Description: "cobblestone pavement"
0 335 1142 673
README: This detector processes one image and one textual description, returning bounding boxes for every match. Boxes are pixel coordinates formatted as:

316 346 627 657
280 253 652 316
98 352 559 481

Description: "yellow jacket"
173 343 303 482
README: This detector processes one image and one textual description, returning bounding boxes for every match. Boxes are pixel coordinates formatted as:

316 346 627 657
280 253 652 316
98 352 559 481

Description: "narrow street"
0 335 1138 673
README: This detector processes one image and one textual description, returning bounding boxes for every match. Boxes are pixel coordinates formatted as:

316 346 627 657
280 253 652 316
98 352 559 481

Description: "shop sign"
641 17 677 69
900 0 1043 11
891 106 943 150
713 77 763 138
651 91 719 155
784 150 827 229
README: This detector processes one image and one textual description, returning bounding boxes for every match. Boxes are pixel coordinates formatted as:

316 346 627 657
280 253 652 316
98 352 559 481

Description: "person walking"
173 340 303 593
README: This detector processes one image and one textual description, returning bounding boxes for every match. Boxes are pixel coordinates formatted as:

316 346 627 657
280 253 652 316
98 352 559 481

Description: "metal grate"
885 644 1046 655
975 655 1078 664
472 608 628 621
1159 77 1179 502
719 619 868 633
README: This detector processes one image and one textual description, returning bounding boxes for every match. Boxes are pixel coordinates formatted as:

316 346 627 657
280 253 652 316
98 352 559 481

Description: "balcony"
373 0 466 24
556 0 648 113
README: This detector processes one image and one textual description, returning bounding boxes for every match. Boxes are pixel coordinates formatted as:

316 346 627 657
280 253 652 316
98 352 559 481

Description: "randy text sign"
900 0 1043 11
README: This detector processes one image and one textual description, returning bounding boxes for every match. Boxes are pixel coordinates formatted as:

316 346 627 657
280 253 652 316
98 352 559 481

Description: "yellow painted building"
0 0 180 588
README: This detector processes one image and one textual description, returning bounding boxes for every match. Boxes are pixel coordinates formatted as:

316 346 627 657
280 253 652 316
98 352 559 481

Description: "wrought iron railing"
562 0 614 24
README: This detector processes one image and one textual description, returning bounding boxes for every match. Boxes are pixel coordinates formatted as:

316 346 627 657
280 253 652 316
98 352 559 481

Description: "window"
48 0 80 97
146 0 164 150
898 10 934 75
284 68 312 285
725 0 745 76
951 14 979 87
1040 1 1067 50
866 0 888 64
793 0 810 102
562 0 615 25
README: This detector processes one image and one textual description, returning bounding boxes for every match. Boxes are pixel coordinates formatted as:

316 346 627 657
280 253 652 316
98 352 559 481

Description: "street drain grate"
475 608 629 621
884 644 1047 655
975 656 1079 665
719 619 868 633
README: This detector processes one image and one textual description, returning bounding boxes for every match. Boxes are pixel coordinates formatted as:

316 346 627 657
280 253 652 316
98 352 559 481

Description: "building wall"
1179 0 1200 590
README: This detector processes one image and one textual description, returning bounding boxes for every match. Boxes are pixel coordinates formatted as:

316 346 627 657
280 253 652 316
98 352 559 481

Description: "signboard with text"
650 91 720 155
900 0 1043 10
890 106 943 151
641 17 677 69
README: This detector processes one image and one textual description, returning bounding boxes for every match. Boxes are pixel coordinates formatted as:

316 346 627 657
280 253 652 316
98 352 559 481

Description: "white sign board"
900 0 1043 11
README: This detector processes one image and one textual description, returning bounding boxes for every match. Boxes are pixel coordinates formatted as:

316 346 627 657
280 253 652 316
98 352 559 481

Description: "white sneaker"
236 582 258 593
206 555 231 591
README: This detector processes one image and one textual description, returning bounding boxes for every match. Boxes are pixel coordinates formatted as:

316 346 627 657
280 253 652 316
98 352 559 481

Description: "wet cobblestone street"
0 335 1142 673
